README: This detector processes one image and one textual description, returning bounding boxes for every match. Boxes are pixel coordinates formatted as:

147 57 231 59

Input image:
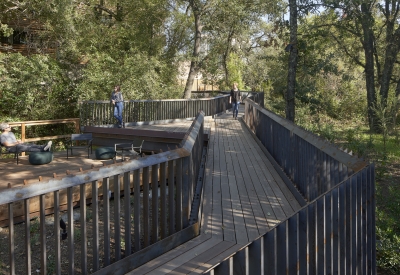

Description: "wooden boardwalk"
129 107 302 274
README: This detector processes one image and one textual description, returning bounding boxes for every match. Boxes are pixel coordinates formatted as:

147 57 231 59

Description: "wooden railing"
0 112 206 275
7 118 80 142
243 99 366 202
203 99 376 274
78 92 264 127
205 165 376 274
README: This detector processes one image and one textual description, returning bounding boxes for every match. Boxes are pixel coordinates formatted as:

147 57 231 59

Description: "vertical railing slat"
168 160 175 235
114 174 121 261
92 180 99 271
143 166 150 247
103 177 110 266
151 163 159 244
54 190 61 275
40 194 47 275
67 187 74 275
8 202 15 275
325 192 332 274
176 158 183 231
276 222 287 274
80 184 87 275
124 171 132 256
332 187 339 275
134 169 141 251
24 198 31 275
160 162 167 239
308 202 316 275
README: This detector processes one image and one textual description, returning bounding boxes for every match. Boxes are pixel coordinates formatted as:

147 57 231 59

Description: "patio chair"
66 133 93 159
114 139 144 160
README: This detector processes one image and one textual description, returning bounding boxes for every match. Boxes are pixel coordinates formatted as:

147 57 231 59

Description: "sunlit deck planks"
130 106 302 274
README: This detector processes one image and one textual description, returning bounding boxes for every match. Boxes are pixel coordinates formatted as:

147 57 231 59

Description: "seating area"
2 131 148 164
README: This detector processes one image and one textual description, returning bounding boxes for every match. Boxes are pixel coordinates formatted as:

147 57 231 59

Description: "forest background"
0 0 399 273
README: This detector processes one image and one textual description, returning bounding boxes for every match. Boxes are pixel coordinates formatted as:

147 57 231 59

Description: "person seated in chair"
0 122 52 153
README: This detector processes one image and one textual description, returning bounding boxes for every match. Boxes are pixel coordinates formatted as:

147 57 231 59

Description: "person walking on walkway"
111 85 124 128
229 82 242 119
0 123 52 152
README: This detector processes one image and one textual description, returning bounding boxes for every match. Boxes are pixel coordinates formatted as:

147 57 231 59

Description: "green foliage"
30 217 40 234
47 255 56 275
77 51 181 101
0 23 13 37
226 52 244 90
376 183 400 272
75 228 81 242
0 53 77 120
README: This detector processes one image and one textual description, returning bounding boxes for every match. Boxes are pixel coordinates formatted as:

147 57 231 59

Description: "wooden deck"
0 122 203 190
128 107 302 274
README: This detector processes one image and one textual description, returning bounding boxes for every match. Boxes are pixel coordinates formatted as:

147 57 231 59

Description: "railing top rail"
8 118 80 127
78 95 230 104
0 148 188 205
0 112 205 205
245 99 368 172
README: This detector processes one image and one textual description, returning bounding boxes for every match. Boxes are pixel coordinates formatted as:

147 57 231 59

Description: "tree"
286 0 298 122
181 0 280 97
318 0 400 131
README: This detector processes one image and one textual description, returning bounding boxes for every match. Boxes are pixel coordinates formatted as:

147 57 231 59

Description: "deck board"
168 240 237 274
126 234 213 274
145 238 226 274
221 118 248 244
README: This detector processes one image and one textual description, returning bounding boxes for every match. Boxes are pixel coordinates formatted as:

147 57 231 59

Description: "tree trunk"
183 3 202 99
222 30 234 86
360 3 377 131
286 0 297 122
379 26 400 106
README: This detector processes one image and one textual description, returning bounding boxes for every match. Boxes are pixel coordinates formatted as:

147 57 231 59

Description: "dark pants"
232 102 240 117
7 143 45 153
114 102 124 125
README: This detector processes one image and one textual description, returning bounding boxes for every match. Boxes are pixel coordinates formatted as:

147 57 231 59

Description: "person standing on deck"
229 82 242 119
111 85 124 128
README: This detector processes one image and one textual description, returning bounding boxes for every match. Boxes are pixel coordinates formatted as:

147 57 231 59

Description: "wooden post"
75 118 80 134
21 123 26 156
21 123 26 142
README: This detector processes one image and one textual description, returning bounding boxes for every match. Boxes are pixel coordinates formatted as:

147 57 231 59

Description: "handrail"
0 147 185 204
7 118 80 143
243 98 368 201
78 92 264 127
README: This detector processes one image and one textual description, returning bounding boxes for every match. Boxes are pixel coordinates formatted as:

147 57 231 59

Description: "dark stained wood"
126 106 303 274
187 243 244 274
127 233 212 274
199 123 214 236
169 240 237 274
219 119 236 243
